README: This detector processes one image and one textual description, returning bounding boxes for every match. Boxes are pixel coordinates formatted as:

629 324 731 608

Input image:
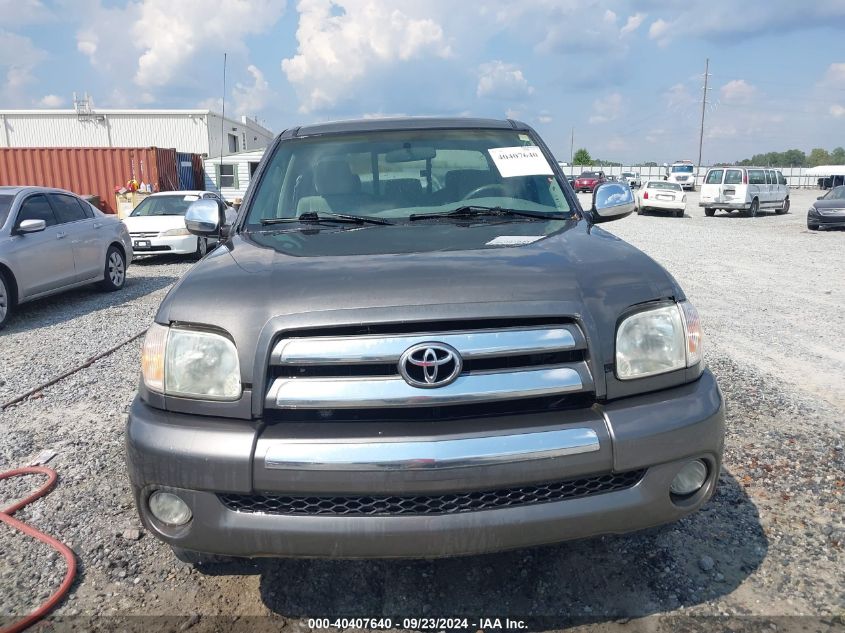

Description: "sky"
2 0 845 164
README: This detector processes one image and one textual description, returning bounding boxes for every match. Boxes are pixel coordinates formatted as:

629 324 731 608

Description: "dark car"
808 185 845 230
126 117 724 564
573 170 606 193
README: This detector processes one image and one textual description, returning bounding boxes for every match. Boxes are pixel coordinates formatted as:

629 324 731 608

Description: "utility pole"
570 127 574 177
696 58 710 187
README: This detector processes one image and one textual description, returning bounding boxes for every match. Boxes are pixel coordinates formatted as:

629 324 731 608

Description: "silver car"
0 186 134 329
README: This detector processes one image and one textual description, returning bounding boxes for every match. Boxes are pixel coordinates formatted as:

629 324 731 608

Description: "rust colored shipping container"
0 147 182 213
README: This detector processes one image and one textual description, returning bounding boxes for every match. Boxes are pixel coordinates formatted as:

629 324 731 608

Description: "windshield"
621 172 635 178
823 186 845 200
130 194 200 217
245 129 572 225
579 172 599 178
647 181 682 191
0 194 12 228
671 165 694 173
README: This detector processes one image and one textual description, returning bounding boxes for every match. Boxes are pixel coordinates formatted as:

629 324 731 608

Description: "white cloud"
648 19 671 45
538 113 553 124
75 0 285 101
720 79 757 103
830 104 845 118
664 83 695 109
233 65 271 116
0 29 46 106
37 94 64 107
621 13 646 35
589 93 623 124
819 62 845 87
0 0 52 26
477 61 533 100
282 0 450 113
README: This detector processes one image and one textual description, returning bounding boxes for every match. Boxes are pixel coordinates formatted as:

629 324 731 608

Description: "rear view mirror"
591 182 635 223
17 219 46 234
384 146 436 163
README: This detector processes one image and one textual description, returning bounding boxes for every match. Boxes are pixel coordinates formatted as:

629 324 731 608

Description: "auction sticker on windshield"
489 146 554 178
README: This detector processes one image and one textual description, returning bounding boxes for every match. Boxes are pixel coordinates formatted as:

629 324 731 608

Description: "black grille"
218 470 645 517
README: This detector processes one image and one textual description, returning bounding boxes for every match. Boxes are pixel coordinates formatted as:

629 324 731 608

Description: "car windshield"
244 128 573 225
823 186 845 200
130 194 200 217
647 181 682 191
671 165 694 173
621 172 635 178
579 172 599 178
0 194 13 228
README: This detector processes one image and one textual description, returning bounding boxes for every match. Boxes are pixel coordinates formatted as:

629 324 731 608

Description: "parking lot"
1 188 843 630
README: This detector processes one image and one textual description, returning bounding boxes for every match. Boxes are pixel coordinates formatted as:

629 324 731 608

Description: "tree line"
730 147 845 168
570 146 845 168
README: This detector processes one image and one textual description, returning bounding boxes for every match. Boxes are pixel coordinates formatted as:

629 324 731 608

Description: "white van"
699 167 790 217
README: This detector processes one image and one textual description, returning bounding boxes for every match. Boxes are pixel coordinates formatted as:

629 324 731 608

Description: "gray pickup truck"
126 117 724 563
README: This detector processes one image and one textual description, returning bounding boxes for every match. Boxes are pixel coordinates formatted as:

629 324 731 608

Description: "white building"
0 106 274 157
204 148 267 202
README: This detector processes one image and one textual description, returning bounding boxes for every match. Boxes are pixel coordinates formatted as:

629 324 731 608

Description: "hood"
157 219 681 383
813 199 845 210
122 215 186 232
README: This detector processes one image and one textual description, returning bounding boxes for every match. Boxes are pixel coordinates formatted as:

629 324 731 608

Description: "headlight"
616 301 703 380
141 324 241 400
160 227 190 236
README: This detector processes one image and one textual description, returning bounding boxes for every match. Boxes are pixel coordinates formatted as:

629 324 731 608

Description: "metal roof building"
0 104 274 157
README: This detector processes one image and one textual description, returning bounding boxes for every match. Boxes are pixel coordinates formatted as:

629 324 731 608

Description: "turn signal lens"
141 323 169 393
679 301 703 367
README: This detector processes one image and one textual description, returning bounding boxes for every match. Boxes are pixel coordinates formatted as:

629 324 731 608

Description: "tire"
98 245 126 291
0 270 13 330
776 198 790 215
745 198 759 218
675 210 684 218
194 237 208 259
636 206 643 215
704 208 715 217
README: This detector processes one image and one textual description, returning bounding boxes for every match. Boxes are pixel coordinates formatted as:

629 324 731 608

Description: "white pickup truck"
699 167 790 217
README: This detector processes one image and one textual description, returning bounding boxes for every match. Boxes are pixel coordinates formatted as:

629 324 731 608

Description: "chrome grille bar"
266 365 586 409
263 428 600 471
271 326 581 366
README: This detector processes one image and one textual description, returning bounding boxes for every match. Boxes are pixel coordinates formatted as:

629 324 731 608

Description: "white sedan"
122 191 229 258
636 181 687 218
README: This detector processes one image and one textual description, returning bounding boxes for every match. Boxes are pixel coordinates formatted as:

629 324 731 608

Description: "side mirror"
17 219 47 234
591 182 635 223
185 199 224 236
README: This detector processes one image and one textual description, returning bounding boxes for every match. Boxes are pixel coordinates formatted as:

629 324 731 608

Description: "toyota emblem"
398 342 463 388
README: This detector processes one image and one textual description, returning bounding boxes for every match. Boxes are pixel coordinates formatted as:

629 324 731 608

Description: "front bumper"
130 234 197 255
126 370 725 559
808 209 845 227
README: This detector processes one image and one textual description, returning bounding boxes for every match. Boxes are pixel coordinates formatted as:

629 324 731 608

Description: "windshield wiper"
260 211 392 226
410 205 569 222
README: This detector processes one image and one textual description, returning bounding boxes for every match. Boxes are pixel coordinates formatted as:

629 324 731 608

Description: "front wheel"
776 198 790 215
98 246 126 291
704 208 715 217
0 270 13 330
194 237 208 259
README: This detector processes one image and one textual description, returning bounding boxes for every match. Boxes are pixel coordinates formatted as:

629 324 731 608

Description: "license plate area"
134 240 151 249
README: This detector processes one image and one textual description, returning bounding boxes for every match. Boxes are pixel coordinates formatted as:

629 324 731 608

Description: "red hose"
0 466 77 633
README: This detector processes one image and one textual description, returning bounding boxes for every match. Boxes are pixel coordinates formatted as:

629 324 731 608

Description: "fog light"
670 460 708 496
148 491 192 526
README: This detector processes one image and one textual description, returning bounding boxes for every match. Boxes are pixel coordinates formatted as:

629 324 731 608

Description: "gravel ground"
1 191 843 632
